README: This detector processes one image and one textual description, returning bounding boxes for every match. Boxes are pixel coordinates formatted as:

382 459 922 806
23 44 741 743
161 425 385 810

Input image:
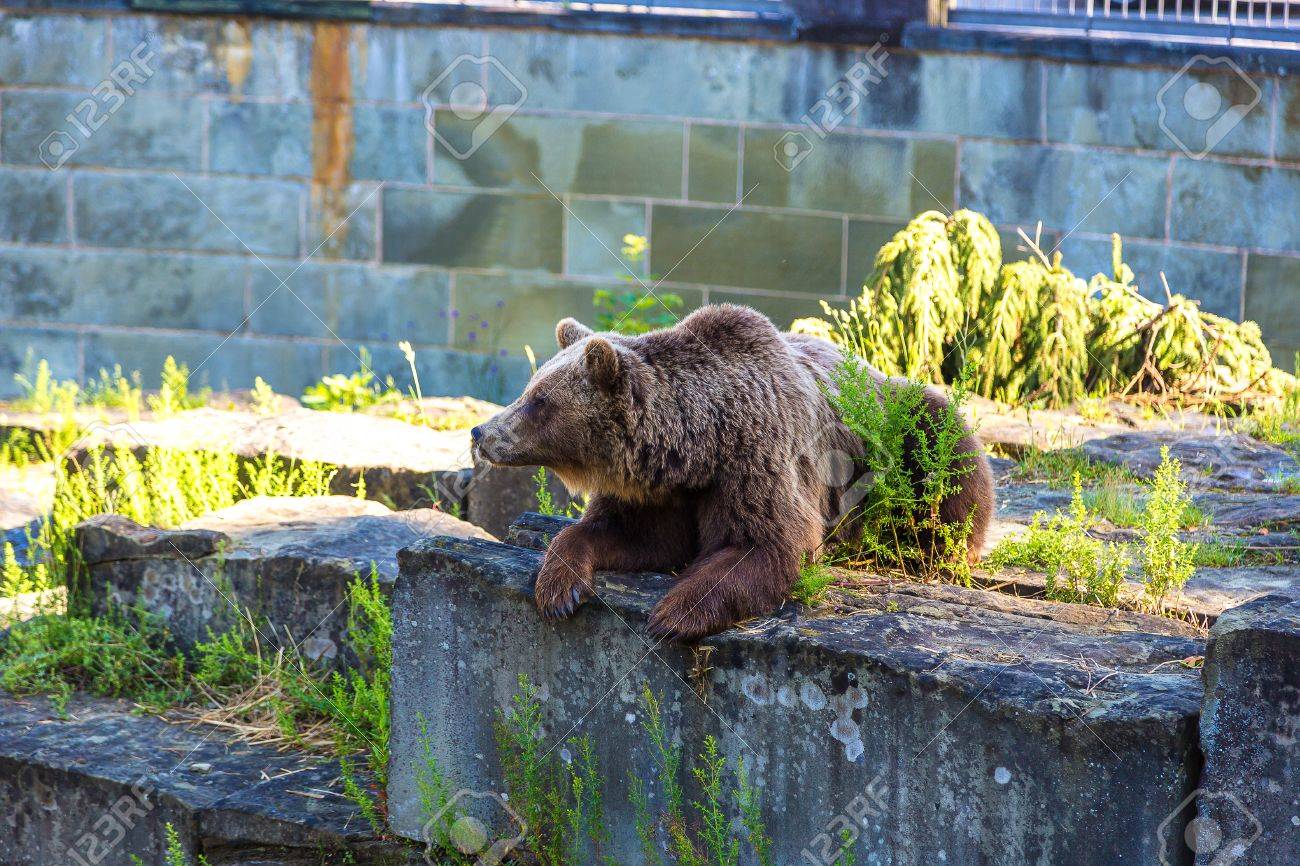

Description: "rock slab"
74 496 493 665
0 691 415 866
389 527 1205 866
1198 591 1300 866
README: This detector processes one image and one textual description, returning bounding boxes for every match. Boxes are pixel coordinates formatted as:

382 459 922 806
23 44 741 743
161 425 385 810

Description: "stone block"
1245 253 1300 368
650 204 842 292
111 15 313 99
858 51 1041 140
307 181 379 261
0 92 203 172
845 217 906 292
1277 77 1300 162
744 129 955 218
352 104 428 183
0 169 68 244
687 123 740 203
81 332 325 397
74 173 303 257
209 99 311 176
0 13 108 87
563 198 649 280
0 692 406 866
328 342 534 406
1057 236 1244 320
1172 160 1300 254
711 290 837 330
74 496 494 660
1198 592 1300 866
389 533 1203 864
0 248 248 331
249 261 449 343
960 142 1169 239
349 23 485 102
0 327 79 400
1045 61 1272 158
382 188 563 272
434 112 684 199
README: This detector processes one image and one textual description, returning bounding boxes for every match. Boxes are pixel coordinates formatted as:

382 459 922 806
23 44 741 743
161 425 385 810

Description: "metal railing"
397 0 789 20
946 0 1300 42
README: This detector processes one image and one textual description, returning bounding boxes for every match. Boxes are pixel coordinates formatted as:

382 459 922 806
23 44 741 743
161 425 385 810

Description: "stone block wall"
1 5 1298 403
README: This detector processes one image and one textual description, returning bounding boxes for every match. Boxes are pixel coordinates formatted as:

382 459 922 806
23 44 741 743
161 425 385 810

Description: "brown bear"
471 304 993 642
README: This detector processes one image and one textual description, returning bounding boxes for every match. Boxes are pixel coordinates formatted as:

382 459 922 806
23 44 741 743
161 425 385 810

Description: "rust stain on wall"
310 22 355 256
216 20 252 93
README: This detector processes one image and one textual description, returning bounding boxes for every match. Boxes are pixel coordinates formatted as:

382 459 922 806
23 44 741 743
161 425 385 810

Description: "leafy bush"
593 234 684 335
1139 447 1199 610
824 356 978 583
795 212 1286 408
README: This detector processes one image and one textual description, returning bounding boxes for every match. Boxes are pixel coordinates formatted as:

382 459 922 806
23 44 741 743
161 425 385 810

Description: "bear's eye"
526 392 548 415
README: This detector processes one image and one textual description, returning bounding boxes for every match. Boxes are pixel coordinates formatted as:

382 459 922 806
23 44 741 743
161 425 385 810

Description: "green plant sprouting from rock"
794 210 1287 408
822 355 978 585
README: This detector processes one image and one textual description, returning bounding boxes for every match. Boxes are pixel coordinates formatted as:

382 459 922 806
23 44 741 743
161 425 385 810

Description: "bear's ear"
583 337 621 391
556 318 594 349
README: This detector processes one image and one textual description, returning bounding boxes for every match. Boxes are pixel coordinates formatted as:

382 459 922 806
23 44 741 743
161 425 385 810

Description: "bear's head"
471 317 638 497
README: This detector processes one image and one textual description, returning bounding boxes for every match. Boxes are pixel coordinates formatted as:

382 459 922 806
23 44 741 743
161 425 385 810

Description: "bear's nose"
470 425 483 443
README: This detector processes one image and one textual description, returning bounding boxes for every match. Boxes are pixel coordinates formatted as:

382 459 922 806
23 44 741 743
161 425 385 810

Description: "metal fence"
397 0 789 20
946 0 1300 42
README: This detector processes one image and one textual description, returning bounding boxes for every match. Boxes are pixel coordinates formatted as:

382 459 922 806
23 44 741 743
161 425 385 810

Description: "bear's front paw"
533 551 594 620
647 580 729 643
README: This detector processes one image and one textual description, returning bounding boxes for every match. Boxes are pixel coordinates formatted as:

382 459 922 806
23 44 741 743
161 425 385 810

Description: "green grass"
791 558 836 607
1080 481 1208 530
1012 446 1136 489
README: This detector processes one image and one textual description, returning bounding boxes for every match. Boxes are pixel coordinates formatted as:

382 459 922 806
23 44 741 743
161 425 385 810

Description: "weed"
535 466 557 517
250 376 281 415
494 673 611 866
13 356 80 417
1243 352 1300 453
148 356 207 416
1139 447 1199 611
832 828 858 866
594 234 684 335
987 475 1130 608
85 365 144 418
1192 540 1251 568
301 348 399 413
824 356 977 584
1082 477 1207 530
791 558 836 607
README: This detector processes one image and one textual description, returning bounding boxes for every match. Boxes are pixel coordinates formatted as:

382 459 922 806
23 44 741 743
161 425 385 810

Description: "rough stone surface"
74 496 493 662
0 405 545 537
389 532 1204 865
1081 431 1300 491
0 691 417 866
1198 592 1300 866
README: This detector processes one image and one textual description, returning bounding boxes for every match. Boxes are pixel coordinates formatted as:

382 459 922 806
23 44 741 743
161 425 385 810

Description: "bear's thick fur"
472 304 993 641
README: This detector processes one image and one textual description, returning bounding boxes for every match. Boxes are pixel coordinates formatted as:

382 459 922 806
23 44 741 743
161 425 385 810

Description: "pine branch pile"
793 209 1288 409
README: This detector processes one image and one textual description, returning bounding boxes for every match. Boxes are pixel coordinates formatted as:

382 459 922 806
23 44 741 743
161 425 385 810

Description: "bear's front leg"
534 526 597 619
646 545 797 642
534 497 697 620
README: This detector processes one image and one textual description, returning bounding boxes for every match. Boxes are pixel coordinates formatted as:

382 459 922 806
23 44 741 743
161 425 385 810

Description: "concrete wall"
1 6 1298 403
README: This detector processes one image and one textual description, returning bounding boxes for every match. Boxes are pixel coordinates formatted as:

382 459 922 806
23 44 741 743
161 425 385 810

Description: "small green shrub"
12 356 80 417
1139 447 1199 610
988 474 1130 608
301 348 400 413
147 356 207 416
824 356 977 584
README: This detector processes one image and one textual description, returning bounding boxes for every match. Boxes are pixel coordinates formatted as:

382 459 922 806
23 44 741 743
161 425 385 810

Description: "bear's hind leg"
646 545 797 642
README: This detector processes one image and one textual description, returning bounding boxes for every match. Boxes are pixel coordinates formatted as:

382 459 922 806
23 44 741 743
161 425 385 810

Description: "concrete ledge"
1199 590 1300 865
389 531 1205 864
0 692 413 866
